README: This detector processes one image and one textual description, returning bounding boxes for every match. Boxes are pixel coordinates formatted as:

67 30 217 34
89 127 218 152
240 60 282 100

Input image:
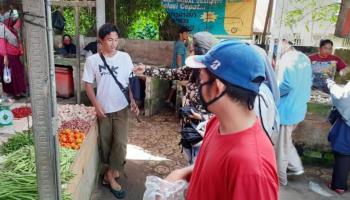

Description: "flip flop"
110 186 126 199
327 182 345 195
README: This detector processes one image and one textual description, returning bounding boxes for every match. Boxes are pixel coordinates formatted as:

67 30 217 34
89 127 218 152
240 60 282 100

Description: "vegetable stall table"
0 104 100 200
58 104 99 200
65 119 99 200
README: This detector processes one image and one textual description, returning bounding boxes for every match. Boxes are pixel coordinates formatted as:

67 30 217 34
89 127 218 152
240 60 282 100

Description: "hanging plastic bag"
3 65 11 84
52 10 65 33
143 176 188 200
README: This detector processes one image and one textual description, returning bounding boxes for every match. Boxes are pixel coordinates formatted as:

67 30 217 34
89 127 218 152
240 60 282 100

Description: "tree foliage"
284 0 341 32
127 9 167 40
115 0 171 40
58 0 177 40
63 7 96 37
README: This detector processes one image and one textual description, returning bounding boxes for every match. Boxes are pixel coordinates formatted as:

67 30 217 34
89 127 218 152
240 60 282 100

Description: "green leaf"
284 2 340 28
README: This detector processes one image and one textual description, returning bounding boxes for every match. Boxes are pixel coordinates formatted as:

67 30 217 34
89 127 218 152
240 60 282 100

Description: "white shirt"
82 51 133 113
254 83 279 138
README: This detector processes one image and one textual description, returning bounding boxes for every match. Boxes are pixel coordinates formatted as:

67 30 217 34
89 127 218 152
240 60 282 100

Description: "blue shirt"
328 118 350 155
172 40 186 68
276 50 312 125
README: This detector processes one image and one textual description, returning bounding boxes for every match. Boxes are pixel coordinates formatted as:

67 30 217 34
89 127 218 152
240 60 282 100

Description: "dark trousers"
98 107 129 172
331 152 350 191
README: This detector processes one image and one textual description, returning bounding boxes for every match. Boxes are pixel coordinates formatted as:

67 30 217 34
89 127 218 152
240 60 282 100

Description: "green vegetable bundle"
0 145 76 200
0 172 72 200
0 130 34 155
0 172 37 200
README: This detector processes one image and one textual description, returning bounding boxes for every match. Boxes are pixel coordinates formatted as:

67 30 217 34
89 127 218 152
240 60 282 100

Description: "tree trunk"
105 0 117 24
335 0 350 38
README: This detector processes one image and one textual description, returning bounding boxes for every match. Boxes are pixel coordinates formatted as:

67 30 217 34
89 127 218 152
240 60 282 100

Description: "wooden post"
335 0 350 38
114 0 117 24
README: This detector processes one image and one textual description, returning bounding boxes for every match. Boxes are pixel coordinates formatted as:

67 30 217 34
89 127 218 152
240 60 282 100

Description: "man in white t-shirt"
83 23 138 199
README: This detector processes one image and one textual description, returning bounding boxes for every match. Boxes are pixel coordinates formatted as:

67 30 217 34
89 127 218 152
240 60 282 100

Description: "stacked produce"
0 132 76 200
59 119 91 134
57 104 96 150
59 129 86 150
0 104 97 199
58 104 96 125
12 106 32 119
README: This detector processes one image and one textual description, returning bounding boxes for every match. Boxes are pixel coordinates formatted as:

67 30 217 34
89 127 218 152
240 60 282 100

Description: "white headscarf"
193 31 219 52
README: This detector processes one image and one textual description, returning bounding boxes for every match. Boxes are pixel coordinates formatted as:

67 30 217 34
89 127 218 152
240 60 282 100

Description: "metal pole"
267 0 281 63
75 7 81 104
96 0 106 29
22 0 61 199
262 0 274 45
46 2 60 193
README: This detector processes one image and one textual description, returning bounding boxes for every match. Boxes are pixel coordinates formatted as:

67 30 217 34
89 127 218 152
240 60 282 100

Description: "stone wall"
293 113 331 151
118 39 174 66
119 39 175 116
144 77 170 116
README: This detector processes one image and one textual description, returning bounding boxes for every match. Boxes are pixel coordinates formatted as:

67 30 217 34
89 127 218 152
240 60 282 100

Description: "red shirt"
309 54 347 90
186 117 279 200
309 54 347 72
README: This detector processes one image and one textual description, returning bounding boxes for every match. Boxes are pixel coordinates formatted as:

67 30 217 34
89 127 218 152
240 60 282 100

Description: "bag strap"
99 53 128 94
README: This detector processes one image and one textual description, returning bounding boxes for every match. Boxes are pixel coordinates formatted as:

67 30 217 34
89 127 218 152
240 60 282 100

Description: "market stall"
57 104 98 200
0 104 98 200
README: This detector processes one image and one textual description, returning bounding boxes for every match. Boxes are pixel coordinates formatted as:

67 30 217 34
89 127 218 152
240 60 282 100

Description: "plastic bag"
3 65 11 84
52 10 65 32
143 176 188 200
308 181 332 197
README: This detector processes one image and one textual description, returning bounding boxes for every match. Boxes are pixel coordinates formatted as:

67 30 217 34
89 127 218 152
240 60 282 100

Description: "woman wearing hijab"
0 3 26 98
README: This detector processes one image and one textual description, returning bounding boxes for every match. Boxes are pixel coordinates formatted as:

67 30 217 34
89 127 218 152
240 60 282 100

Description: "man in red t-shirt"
165 40 279 200
309 39 349 91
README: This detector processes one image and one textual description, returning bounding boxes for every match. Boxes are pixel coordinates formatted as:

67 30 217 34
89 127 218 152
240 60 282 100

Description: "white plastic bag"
308 181 333 197
143 176 188 200
3 65 11 84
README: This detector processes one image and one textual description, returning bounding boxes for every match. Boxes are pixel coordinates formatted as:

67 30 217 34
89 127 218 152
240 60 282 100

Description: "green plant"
63 8 96 37
0 130 34 155
129 14 167 40
114 0 168 40
284 0 341 32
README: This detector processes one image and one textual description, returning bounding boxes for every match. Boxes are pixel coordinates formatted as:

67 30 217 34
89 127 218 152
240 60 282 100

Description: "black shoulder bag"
178 106 203 149
100 53 130 104
328 106 341 125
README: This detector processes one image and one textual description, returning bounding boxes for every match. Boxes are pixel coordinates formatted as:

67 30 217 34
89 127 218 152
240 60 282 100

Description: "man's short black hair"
62 34 73 42
98 23 121 40
178 26 191 34
320 39 333 48
207 72 258 110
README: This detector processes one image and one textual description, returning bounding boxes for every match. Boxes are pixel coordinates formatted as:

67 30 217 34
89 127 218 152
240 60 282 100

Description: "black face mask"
199 79 227 112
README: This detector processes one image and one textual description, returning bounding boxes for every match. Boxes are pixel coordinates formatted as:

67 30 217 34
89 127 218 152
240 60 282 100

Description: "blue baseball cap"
185 40 266 93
